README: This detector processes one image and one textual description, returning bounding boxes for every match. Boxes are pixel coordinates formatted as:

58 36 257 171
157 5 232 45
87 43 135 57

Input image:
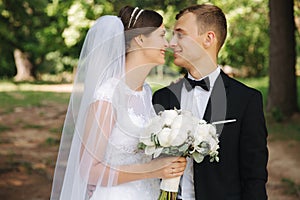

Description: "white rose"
172 114 194 131
153 147 163 158
171 115 183 129
207 124 217 136
180 110 200 126
191 116 201 126
170 114 193 146
209 138 219 152
140 116 163 146
169 128 188 146
194 124 211 144
145 145 156 155
147 115 163 134
193 134 204 147
140 135 155 146
194 124 218 152
206 125 219 152
161 110 178 126
199 119 207 124
157 127 172 147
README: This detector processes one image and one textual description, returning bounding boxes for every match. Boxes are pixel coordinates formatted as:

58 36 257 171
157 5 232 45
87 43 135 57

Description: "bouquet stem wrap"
158 176 181 200
160 176 181 192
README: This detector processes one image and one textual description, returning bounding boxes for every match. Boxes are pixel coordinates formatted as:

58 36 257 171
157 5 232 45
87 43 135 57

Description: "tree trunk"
267 0 298 117
13 49 35 81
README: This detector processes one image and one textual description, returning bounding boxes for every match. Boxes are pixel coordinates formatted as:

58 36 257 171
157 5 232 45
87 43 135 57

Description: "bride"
50 6 187 200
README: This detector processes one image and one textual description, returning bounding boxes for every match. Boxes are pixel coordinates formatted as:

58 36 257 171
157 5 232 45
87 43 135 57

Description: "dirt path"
0 103 300 199
267 139 300 200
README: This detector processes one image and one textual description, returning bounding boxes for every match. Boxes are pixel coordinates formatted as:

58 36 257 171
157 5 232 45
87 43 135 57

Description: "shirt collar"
187 66 221 89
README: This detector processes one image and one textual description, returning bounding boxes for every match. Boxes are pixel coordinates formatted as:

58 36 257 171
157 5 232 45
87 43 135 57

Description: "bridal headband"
128 7 144 28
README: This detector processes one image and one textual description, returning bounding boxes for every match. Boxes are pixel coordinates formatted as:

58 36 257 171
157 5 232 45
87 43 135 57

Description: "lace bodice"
94 78 155 164
91 78 160 200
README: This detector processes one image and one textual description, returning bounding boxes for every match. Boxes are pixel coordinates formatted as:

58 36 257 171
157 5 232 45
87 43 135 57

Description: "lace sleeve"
93 78 119 102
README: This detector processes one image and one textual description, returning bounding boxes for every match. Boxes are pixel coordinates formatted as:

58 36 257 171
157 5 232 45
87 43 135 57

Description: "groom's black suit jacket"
152 71 268 200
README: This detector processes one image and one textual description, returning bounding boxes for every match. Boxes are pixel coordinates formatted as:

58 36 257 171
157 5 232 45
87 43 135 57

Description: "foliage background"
1 0 298 79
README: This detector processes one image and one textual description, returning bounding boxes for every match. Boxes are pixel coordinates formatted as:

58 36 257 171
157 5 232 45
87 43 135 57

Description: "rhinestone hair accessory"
132 9 144 27
128 7 144 29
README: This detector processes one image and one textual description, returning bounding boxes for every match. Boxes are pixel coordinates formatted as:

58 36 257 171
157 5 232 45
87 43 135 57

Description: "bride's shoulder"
143 82 154 94
101 77 120 88
93 78 120 102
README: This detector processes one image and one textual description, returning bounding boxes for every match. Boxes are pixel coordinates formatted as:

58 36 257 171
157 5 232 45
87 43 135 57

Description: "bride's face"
141 25 169 65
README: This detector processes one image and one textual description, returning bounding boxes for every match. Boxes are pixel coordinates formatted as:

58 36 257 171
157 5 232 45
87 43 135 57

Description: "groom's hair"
176 4 227 52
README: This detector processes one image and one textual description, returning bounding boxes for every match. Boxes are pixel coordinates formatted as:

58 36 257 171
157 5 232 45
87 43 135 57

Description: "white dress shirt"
178 67 221 200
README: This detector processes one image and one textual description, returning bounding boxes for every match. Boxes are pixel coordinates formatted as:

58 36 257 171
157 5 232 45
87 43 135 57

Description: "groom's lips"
173 51 181 58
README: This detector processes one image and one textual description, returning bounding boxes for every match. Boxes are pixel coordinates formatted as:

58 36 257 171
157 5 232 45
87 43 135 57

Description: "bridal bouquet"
138 109 220 200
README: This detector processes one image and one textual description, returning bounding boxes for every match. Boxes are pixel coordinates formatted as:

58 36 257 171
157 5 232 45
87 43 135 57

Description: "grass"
22 123 44 129
267 118 300 141
44 137 60 146
49 127 63 134
0 91 70 113
0 125 11 133
281 178 300 198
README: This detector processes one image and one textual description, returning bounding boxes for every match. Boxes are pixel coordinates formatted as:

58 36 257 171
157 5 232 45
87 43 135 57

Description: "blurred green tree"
0 0 51 80
0 0 299 83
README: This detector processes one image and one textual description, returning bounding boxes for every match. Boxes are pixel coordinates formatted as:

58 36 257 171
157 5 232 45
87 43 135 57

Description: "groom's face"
170 12 207 71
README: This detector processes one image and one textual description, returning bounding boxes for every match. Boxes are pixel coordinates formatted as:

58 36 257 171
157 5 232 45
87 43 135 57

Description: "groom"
152 4 268 200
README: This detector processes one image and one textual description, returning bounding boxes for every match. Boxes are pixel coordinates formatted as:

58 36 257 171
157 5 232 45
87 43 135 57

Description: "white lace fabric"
58 78 160 200
89 78 160 199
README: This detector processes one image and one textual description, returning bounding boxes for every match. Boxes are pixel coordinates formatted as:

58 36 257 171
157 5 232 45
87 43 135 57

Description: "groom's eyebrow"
174 28 186 34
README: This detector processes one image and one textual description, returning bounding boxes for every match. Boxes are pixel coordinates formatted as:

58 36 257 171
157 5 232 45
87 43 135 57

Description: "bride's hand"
149 157 187 179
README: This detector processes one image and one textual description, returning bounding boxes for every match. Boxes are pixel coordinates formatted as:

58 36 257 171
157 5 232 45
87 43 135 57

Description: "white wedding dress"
89 78 160 200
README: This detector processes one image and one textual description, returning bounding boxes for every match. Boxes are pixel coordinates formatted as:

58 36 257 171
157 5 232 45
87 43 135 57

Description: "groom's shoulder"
153 77 183 96
225 74 262 97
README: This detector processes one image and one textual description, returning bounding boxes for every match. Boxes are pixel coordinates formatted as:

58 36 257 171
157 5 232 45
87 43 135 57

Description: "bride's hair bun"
118 6 162 31
118 6 163 50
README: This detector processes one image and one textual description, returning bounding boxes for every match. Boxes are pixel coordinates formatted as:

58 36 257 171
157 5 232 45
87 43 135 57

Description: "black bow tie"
184 75 210 92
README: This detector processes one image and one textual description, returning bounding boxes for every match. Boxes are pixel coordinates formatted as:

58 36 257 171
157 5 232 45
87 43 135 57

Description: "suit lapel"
203 71 230 134
167 78 185 109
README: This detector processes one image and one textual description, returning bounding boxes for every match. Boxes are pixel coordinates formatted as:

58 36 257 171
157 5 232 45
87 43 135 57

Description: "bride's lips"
160 49 166 56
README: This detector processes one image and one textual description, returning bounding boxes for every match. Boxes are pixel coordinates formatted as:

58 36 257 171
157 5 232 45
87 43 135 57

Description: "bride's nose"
164 40 169 48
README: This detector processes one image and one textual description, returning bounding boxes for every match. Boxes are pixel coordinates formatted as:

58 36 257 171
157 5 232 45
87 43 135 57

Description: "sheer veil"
50 16 126 200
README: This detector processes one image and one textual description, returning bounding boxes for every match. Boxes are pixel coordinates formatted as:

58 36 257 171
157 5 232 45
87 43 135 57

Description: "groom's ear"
203 31 216 48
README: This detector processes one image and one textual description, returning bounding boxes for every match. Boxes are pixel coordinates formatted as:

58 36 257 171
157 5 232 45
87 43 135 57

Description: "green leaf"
137 142 146 150
192 152 204 163
178 143 189 152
